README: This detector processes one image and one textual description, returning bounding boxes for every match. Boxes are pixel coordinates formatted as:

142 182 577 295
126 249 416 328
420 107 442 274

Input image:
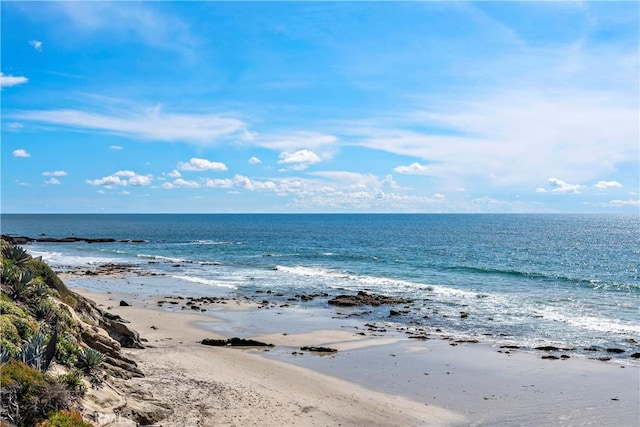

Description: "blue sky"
1 1 638 213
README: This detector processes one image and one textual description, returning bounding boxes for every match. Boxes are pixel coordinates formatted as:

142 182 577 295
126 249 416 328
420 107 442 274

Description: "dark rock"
500 345 521 349
460 312 469 319
630 353 640 359
534 345 573 351
300 346 337 353
542 355 559 360
103 312 130 323
119 300 131 307
328 291 413 307
606 348 625 354
200 337 274 347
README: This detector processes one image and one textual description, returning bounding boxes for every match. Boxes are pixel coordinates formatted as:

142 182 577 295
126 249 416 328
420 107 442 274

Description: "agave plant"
1 260 19 286
1 245 31 269
78 348 105 374
19 332 48 372
7 271 34 301
0 348 9 364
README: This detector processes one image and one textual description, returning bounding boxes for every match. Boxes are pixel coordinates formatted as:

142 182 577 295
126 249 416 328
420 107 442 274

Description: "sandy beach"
61 271 640 427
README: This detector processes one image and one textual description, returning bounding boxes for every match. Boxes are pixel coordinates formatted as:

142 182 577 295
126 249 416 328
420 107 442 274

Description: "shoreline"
63 272 640 426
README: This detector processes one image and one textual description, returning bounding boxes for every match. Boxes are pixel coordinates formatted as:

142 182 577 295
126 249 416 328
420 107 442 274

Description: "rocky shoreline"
1 234 145 245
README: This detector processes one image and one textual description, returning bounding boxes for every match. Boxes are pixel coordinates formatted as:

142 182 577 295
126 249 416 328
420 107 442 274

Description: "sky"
1 1 638 213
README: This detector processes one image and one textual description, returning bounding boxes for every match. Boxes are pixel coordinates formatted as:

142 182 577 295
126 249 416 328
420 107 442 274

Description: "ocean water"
2 214 639 362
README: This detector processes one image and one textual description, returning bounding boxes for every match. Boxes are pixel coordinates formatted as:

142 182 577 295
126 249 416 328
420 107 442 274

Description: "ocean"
2 213 638 362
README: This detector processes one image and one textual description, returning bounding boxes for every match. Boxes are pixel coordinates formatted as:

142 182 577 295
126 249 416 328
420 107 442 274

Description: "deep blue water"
2 214 639 360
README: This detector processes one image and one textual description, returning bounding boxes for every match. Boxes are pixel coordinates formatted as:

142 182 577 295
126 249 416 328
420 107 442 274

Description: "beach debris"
300 346 337 353
328 290 413 307
200 337 274 347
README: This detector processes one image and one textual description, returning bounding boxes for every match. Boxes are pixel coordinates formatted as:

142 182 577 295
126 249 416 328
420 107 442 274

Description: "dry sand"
81 289 467 427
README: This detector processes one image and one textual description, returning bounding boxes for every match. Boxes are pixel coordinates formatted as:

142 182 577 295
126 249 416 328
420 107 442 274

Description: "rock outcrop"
328 291 413 307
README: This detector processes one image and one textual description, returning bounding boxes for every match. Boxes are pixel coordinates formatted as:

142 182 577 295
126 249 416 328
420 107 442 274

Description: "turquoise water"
2 214 639 360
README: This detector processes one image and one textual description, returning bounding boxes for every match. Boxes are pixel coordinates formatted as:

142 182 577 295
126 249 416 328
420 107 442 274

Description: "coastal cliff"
0 239 170 426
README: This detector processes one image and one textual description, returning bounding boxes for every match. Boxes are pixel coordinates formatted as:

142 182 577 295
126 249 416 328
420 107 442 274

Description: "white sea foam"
137 253 188 264
537 307 640 335
172 274 237 289
26 249 117 268
190 240 242 245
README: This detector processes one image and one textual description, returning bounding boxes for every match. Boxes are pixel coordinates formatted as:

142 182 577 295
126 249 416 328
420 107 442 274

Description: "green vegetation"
0 241 99 426
77 348 105 374
0 359 72 426
36 409 93 427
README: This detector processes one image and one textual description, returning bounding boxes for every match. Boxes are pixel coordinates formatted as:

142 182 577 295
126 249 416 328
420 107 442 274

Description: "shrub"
7 314 38 340
0 294 28 316
26 258 71 298
0 359 71 425
60 294 77 309
57 370 87 397
32 280 53 300
34 299 55 321
77 348 104 374
35 409 93 427
56 335 82 367
0 316 22 357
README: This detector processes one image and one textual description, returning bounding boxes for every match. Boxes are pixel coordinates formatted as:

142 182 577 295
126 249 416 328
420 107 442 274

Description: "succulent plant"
1 245 31 269
78 347 105 373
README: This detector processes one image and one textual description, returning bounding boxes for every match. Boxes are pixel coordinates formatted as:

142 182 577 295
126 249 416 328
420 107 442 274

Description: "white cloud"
12 149 31 158
278 149 321 171
547 177 583 194
595 180 622 189
162 178 200 189
10 108 248 145
260 132 337 152
432 193 446 201
110 145 124 150
177 158 228 172
347 87 637 189
248 156 262 165
48 2 196 55
393 162 431 175
205 175 277 192
86 170 153 188
44 178 61 185
608 199 640 207
42 170 68 177
535 187 547 193
29 40 42 51
167 169 182 178
7 123 24 130
1 72 28 88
